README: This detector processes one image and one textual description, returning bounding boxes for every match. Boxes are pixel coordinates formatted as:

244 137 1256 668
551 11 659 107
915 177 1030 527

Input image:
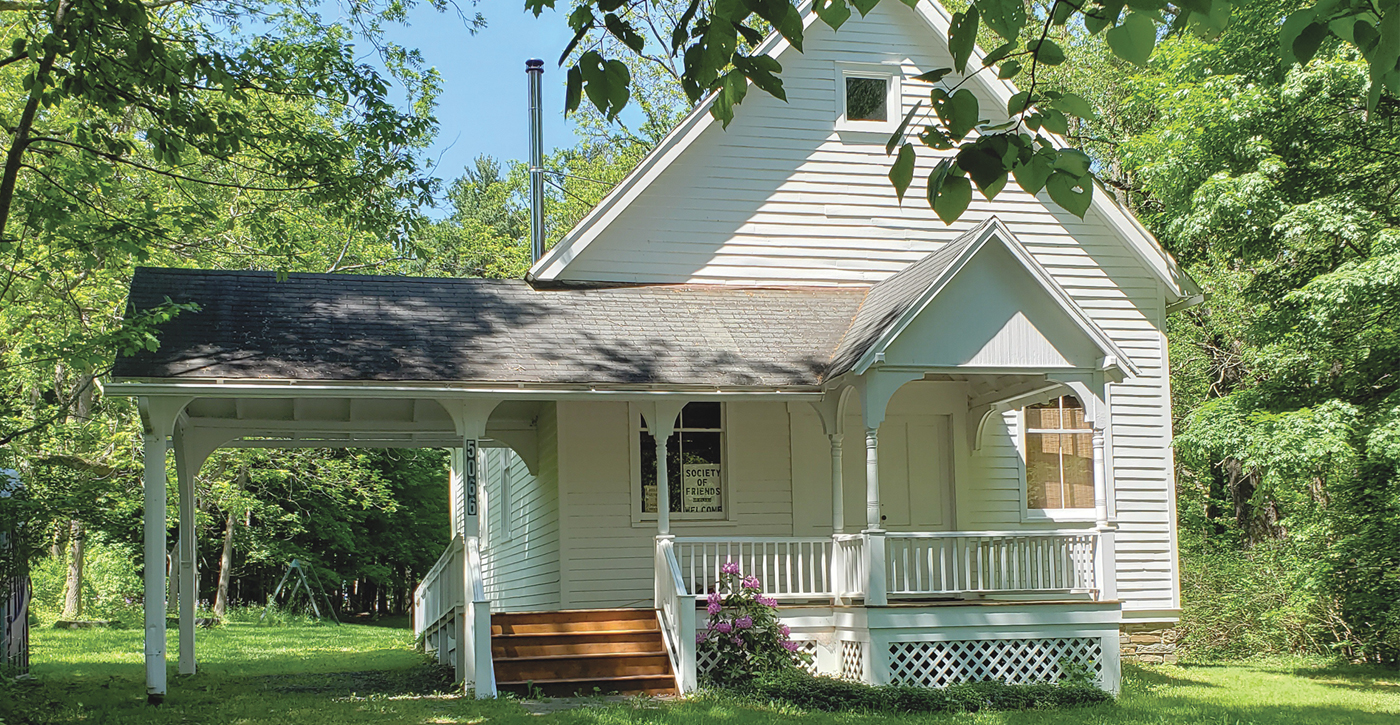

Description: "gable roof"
826 218 1138 378
528 0 1200 303
114 268 864 388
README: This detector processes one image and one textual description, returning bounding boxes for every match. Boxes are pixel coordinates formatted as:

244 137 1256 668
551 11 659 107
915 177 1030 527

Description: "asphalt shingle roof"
114 268 869 387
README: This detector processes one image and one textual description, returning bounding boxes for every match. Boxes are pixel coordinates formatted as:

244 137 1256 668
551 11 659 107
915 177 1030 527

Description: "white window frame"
629 402 734 525
835 61 903 133
1016 401 1096 524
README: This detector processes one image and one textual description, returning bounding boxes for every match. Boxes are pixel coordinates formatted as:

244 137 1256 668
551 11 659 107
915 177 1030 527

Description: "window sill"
1022 509 1096 524
631 518 736 529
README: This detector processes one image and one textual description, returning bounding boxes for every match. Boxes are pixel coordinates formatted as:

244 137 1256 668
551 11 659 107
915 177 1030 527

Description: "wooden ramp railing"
413 535 495 697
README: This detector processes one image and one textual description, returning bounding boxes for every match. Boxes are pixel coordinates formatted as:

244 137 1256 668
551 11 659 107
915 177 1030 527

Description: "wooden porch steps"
491 608 675 696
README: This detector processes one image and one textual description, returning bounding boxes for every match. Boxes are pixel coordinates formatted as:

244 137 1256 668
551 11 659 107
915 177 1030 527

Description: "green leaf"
1007 90 1032 116
942 88 980 141
933 172 973 224
998 59 1022 79
1040 108 1069 135
565 65 582 115
977 0 1027 41
1083 1 1123 34
913 68 953 84
850 0 879 16
957 146 1010 200
814 0 852 30
1012 152 1054 195
1106 11 1157 66
1029 38 1066 66
1051 92 1096 120
1054 148 1093 177
982 41 1017 67
949 7 980 74
887 100 923 155
1367 8 1400 112
733 54 786 102
1046 170 1093 217
603 14 646 53
1292 22 1329 65
889 143 916 202
1280 9 1316 66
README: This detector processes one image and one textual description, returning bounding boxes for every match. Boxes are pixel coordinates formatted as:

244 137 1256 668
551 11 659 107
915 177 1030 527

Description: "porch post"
830 434 845 534
829 433 845 605
173 428 197 676
141 431 169 702
656 433 671 536
638 401 685 537
138 396 187 704
864 427 887 606
1092 425 1118 601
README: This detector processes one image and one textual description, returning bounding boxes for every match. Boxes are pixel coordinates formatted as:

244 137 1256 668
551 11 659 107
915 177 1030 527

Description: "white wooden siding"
481 405 561 611
557 400 795 609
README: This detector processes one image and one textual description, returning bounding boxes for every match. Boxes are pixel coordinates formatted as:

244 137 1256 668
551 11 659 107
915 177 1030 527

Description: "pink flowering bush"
695 562 812 688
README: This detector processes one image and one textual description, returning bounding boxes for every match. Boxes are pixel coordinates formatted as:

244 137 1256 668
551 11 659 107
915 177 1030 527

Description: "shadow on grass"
1123 662 1220 689
1287 663 1400 693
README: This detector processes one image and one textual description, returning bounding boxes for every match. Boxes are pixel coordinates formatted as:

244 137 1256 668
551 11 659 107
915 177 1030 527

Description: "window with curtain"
1024 396 1093 510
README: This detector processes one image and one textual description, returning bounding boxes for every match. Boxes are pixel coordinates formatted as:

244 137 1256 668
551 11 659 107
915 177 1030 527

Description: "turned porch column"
863 426 887 605
1092 424 1118 601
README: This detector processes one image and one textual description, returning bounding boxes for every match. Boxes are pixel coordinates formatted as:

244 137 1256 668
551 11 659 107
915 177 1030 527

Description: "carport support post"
139 396 188 704
174 427 197 675
441 398 500 699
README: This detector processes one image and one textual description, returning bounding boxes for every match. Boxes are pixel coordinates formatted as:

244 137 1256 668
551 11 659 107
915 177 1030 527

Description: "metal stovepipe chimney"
526 58 545 264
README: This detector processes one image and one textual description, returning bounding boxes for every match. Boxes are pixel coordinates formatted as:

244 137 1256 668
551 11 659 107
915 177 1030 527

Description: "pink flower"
779 624 791 637
731 635 744 645
715 621 732 634
782 640 800 652
707 590 722 606
721 561 741 575
757 595 778 607
742 575 761 590
696 631 708 643
735 616 753 629
707 601 722 615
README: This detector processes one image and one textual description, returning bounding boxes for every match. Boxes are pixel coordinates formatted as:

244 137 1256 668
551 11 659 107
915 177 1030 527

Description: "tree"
531 0 1399 224
1035 0 1400 662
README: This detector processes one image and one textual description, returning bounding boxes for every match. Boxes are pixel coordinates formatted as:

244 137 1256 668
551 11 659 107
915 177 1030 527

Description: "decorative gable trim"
527 1 1199 306
844 217 1139 379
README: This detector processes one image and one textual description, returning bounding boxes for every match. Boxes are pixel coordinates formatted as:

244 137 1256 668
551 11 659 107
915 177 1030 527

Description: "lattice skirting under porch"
887 637 1103 688
839 639 864 681
697 639 820 679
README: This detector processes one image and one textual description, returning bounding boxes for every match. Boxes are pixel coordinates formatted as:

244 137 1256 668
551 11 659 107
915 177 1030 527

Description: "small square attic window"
846 77 888 121
835 62 902 133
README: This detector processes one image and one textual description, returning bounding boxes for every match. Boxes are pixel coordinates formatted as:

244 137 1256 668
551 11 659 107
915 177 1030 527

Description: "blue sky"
361 1 581 203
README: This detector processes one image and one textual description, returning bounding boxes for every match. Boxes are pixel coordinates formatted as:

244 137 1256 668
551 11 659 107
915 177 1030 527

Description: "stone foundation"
1119 623 1178 664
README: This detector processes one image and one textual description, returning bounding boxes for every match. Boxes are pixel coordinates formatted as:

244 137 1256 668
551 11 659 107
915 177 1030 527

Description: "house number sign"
464 439 478 517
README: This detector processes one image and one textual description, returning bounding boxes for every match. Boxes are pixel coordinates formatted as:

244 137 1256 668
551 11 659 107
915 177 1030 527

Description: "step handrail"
655 536 698 693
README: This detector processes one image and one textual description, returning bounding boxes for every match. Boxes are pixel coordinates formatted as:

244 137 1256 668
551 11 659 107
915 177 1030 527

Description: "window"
639 402 725 519
845 77 888 121
835 62 901 133
1024 396 1093 510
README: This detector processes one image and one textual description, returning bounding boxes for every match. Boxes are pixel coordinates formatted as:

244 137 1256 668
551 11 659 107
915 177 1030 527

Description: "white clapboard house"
111 0 1199 703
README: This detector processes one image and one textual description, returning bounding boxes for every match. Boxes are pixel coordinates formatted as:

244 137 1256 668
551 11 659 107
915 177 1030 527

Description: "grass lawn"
4 620 1399 724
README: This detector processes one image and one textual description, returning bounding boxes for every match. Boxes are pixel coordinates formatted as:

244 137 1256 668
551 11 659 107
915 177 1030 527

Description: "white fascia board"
105 380 824 401
531 0 1201 306
852 218 1139 378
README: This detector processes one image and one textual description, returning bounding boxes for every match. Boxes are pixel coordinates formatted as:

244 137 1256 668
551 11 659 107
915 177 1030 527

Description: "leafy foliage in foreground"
529 0 1398 224
747 668 1112 713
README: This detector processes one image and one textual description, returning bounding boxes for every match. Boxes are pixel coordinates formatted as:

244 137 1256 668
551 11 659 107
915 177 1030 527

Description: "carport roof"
114 268 867 388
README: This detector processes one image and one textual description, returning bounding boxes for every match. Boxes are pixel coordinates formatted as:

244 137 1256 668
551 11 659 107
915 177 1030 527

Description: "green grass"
4 621 1399 724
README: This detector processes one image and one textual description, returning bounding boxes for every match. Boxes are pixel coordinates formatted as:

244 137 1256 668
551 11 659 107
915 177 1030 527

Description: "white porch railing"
655 537 698 693
885 531 1099 597
833 534 866 600
672 536 837 599
413 535 496 697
